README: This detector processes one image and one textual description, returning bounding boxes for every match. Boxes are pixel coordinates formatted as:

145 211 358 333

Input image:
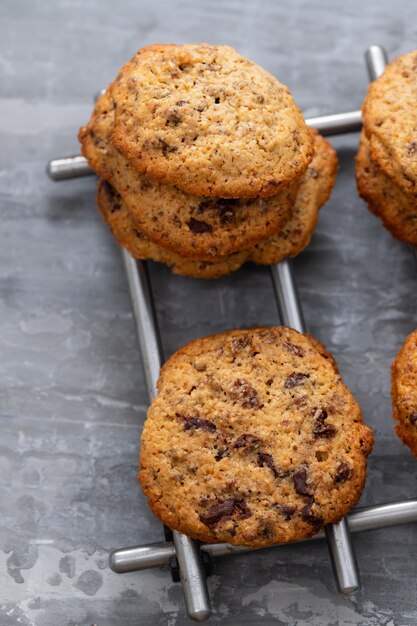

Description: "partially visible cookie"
139 326 373 547
80 90 298 260
109 44 313 198
362 50 417 202
356 132 417 246
392 329 417 458
97 131 337 278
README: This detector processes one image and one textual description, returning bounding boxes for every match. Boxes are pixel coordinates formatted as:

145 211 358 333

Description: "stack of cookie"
79 44 337 278
356 50 417 246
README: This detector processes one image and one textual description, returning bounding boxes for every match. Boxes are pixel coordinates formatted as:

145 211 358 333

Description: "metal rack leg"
47 155 93 180
365 45 388 81
270 260 305 333
270 259 360 594
268 43 391 596
122 250 211 621
121 252 163 401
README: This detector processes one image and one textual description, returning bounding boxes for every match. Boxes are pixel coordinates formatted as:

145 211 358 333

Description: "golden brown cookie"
362 50 417 202
109 44 313 198
391 329 417 458
356 132 417 246
80 90 298 260
97 131 337 278
139 326 373 547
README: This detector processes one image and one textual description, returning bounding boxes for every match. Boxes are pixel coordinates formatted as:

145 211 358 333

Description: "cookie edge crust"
391 329 417 458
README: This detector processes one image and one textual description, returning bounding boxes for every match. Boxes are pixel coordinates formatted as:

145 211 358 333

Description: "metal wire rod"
267 45 388 594
365 45 388 81
306 110 362 136
47 155 92 180
122 250 211 622
109 498 417 573
270 259 359 594
122 253 162 402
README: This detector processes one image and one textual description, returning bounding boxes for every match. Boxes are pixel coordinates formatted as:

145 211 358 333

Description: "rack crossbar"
109 498 417 573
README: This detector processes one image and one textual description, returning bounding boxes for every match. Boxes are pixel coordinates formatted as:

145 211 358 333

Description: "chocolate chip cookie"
356 132 417 246
109 44 313 198
97 131 337 278
362 50 417 202
392 329 417 458
80 90 298 260
139 327 373 547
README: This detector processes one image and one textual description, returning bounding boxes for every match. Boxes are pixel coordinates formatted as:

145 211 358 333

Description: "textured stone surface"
1 0 417 624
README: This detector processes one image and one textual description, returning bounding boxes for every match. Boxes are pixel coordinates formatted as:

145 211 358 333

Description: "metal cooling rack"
46 45 417 622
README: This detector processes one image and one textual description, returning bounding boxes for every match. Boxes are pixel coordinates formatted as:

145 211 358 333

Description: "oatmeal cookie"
109 43 313 198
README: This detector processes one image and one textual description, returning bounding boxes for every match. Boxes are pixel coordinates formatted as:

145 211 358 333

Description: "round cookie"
356 132 417 246
391 329 417 458
80 90 298 260
362 50 417 201
139 326 373 547
109 43 313 198
97 131 337 278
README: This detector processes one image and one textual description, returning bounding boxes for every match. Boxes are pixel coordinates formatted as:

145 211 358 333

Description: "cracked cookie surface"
392 329 417 458
80 90 298 260
139 326 373 547
96 130 337 278
109 43 313 198
362 50 417 202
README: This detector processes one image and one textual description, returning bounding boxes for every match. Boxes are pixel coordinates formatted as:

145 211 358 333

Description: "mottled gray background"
1 0 417 624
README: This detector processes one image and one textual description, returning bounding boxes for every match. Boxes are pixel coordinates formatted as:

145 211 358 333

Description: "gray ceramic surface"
1 0 417 624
